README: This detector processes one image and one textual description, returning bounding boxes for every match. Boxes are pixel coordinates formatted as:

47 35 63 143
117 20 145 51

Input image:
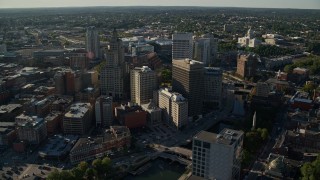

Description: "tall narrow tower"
101 29 125 100
85 26 100 59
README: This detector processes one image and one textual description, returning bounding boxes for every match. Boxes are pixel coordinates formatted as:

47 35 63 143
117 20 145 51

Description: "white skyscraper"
172 32 193 59
95 96 113 127
86 26 100 59
130 66 157 105
192 129 244 180
158 88 188 129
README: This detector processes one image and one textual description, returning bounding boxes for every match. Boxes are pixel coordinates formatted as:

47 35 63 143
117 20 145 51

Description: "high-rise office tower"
172 59 204 117
204 67 223 109
203 33 218 66
95 96 113 127
131 66 157 105
194 38 210 65
172 32 193 59
86 26 100 59
158 88 188 129
192 129 244 180
101 29 125 100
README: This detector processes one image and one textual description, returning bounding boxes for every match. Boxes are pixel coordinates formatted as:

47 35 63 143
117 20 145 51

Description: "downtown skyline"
0 0 320 9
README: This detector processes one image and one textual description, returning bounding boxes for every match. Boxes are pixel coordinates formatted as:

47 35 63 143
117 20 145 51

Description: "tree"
47 169 61 180
301 162 315 180
71 167 85 180
301 154 320 180
59 170 74 180
102 157 112 172
161 68 172 84
92 158 105 177
260 128 269 141
78 161 89 173
284 64 295 73
85 168 96 180
302 83 317 94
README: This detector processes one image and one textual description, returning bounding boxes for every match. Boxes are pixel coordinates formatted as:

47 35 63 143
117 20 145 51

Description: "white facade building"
158 88 188 129
130 66 157 105
192 129 244 180
238 28 261 48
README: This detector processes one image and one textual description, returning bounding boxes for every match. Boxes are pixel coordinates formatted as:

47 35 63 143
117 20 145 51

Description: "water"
125 158 186 180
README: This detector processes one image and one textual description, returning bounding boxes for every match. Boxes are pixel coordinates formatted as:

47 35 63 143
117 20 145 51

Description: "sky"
0 0 319 9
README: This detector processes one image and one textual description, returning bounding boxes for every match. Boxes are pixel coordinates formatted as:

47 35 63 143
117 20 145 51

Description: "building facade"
141 100 162 127
101 29 125 100
86 26 100 59
130 66 157 105
63 103 92 135
70 126 131 164
158 88 188 129
255 82 270 97
15 114 47 145
172 32 193 59
172 59 204 117
236 54 258 78
204 67 223 109
194 38 210 65
95 96 113 128
192 129 244 180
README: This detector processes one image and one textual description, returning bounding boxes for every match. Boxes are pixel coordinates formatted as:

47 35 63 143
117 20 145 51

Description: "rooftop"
64 103 91 119
71 126 130 152
38 134 78 158
0 104 22 114
15 114 44 127
194 128 243 146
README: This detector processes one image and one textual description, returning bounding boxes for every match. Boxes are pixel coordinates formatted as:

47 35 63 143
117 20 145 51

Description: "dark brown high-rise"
172 59 204 117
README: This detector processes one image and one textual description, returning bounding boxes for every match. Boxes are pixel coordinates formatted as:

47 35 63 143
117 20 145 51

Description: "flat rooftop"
0 104 22 114
64 103 91 119
38 134 78 158
194 128 243 146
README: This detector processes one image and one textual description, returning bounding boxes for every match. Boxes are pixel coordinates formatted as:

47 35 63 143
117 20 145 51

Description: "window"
203 142 210 149
194 140 201 147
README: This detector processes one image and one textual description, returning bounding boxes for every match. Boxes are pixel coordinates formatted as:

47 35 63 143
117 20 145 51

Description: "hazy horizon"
0 0 319 9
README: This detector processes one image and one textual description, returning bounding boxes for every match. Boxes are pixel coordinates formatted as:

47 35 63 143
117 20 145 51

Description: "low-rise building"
70 126 131 164
0 122 16 148
141 100 162 127
15 114 47 145
44 112 63 136
0 104 23 122
38 134 78 160
63 103 92 135
115 103 147 129
50 96 73 112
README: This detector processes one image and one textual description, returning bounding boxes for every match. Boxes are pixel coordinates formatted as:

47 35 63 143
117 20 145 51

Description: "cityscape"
0 2 320 180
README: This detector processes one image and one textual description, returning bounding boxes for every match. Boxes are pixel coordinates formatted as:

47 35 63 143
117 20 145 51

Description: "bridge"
157 152 191 166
